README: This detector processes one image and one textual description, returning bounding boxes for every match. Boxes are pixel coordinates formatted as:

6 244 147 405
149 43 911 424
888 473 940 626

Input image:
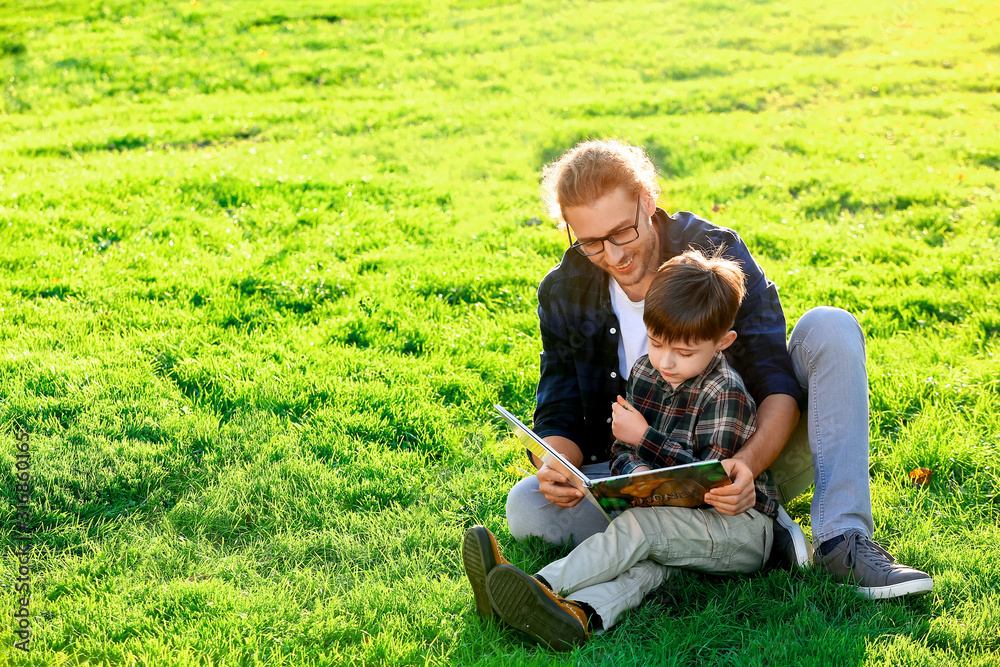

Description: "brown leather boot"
461 526 509 618
486 563 592 651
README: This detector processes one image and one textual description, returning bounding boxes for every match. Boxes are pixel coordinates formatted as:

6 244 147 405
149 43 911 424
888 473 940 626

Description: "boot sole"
462 526 500 618
486 564 587 651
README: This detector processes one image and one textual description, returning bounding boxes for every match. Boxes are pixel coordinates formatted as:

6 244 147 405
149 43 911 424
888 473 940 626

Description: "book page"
588 460 731 514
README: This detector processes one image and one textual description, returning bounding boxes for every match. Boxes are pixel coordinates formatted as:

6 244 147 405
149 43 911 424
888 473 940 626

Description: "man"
505 138 933 600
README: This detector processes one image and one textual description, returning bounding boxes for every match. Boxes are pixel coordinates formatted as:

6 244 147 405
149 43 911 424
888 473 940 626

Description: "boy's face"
646 329 737 389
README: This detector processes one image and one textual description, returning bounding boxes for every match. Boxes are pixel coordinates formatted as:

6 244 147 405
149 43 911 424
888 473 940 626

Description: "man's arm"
697 227 802 513
533 273 588 450
703 393 799 514
528 265 608 508
735 393 800 475
712 227 804 409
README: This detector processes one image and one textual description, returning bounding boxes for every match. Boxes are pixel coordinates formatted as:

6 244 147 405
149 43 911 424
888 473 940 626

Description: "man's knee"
505 475 611 546
789 306 865 359
505 475 542 541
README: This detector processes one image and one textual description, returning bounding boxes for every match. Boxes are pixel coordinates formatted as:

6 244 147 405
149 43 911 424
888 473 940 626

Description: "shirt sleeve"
610 371 647 474
532 277 585 447
691 384 757 462
718 230 805 409
612 427 697 475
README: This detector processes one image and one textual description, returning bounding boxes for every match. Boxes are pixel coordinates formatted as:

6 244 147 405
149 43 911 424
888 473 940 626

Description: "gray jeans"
505 306 874 548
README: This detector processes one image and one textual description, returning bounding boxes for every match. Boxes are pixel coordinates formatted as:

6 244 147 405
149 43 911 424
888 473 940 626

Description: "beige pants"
536 506 773 629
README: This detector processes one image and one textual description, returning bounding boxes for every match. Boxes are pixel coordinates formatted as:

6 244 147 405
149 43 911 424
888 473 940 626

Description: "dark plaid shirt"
610 352 779 518
533 209 803 465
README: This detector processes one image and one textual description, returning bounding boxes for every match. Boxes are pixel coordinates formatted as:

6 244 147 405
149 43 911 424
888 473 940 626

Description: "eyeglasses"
566 195 642 257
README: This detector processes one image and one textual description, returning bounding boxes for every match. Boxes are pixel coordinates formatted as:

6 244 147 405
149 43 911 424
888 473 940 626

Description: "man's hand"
537 461 584 508
704 458 756 515
611 395 648 445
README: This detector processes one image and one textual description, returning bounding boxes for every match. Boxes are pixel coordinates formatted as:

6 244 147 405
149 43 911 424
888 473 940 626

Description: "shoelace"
563 598 596 634
842 531 898 573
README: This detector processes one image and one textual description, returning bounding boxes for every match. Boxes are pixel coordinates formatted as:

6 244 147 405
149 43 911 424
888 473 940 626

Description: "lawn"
1 0 999 665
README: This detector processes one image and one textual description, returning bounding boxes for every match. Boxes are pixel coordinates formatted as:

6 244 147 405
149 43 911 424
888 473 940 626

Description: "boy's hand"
704 458 756 515
611 395 648 445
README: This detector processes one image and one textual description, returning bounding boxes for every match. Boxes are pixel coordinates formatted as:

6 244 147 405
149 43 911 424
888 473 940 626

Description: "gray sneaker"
814 530 933 600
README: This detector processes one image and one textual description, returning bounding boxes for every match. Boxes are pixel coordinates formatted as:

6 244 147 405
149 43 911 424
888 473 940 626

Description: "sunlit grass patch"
2 0 1000 664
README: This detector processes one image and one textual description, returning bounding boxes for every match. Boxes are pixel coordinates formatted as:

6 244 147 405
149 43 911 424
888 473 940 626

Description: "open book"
495 405 732 520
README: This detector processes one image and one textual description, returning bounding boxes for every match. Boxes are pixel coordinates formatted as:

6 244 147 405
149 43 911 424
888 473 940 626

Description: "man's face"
563 187 659 297
645 329 735 389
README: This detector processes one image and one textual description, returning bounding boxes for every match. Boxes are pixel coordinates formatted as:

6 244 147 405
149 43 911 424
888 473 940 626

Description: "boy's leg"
485 537 667 647
549 560 671 633
536 506 772 629
505 462 613 547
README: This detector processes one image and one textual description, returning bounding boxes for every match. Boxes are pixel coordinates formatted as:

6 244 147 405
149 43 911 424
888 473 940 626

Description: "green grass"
2 0 1000 664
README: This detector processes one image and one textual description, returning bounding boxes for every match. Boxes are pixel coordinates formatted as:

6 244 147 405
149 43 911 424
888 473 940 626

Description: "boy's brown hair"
643 249 746 343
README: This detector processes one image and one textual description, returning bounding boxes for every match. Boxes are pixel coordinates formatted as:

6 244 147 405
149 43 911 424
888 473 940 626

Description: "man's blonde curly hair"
540 138 662 230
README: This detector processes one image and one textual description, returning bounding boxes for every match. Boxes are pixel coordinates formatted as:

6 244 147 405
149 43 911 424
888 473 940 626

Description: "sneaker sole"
775 506 813 569
462 527 500 619
850 577 934 600
486 564 587 651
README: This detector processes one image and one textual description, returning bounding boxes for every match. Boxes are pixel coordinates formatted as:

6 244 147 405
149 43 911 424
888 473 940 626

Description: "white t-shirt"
609 278 648 380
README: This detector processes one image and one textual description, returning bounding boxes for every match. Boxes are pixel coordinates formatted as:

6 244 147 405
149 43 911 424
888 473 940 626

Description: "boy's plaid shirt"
610 351 779 518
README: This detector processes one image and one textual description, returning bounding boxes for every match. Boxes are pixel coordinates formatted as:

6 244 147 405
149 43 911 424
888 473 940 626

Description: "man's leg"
505 462 613 547
787 306 874 542
787 306 932 598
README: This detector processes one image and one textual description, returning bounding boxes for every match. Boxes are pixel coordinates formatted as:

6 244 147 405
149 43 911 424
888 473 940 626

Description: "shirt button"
610 372 617 379
606 417 612 423
591 456 597 461
610 327 617 334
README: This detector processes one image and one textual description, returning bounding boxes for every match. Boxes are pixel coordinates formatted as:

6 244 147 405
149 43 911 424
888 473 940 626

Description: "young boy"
462 249 779 650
